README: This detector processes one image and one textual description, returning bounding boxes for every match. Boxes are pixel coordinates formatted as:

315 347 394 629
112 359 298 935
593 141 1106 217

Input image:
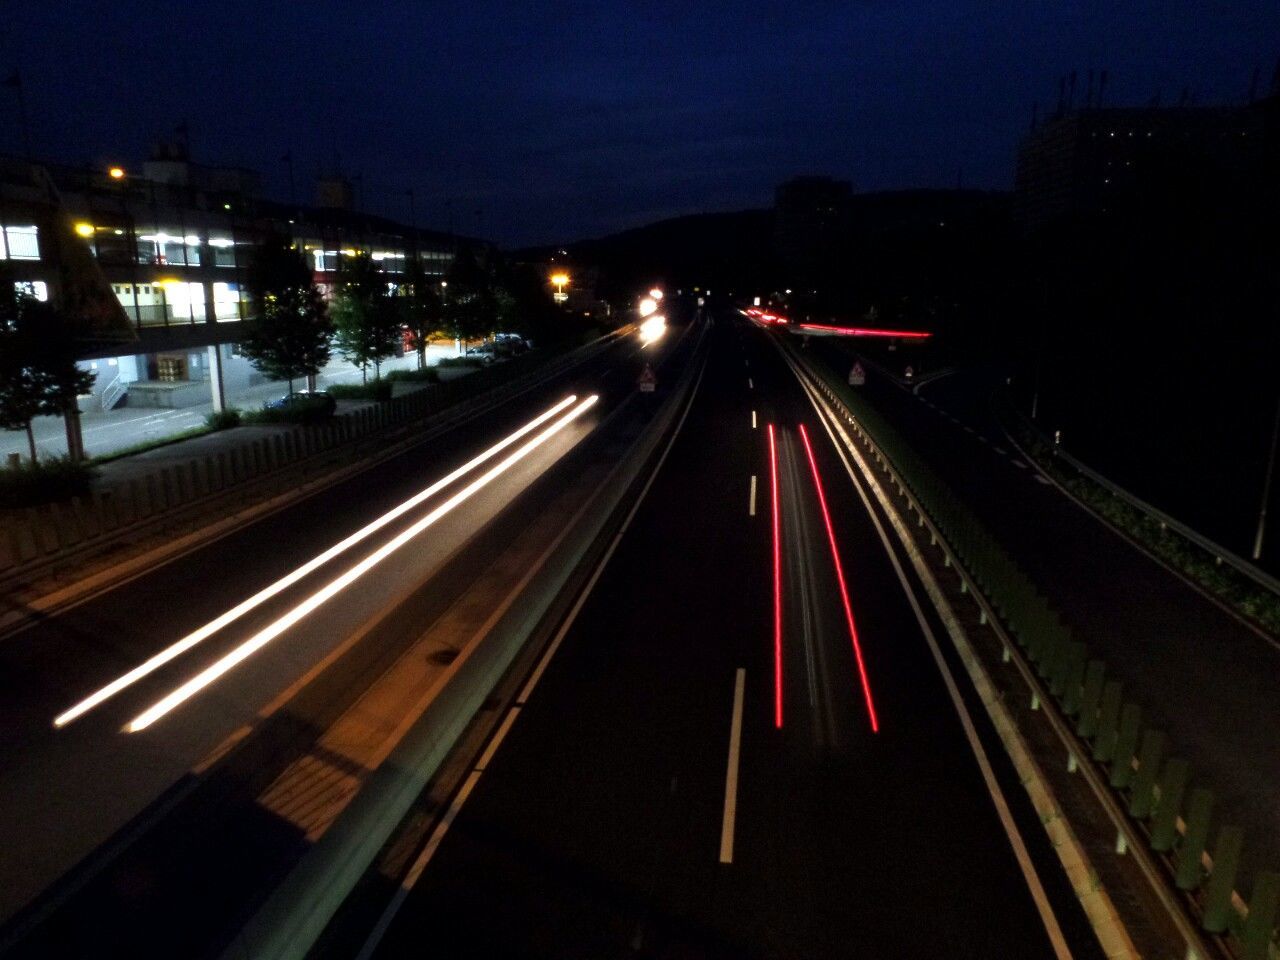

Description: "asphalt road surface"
364 315 1105 959
0 328 667 950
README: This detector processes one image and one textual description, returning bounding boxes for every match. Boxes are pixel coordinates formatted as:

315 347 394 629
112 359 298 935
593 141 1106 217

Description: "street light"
550 272 569 302
649 288 663 300
108 166 125 180
638 297 658 317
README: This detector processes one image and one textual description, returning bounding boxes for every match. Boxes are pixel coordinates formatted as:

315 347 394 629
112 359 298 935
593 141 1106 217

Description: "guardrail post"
1150 758 1188 851
1077 660 1106 738
1110 703 1142 789
1176 788 1214 891
1243 871 1280 960
1060 642 1086 714
1128 729 1166 819
1092 680 1123 761
1202 826 1243 933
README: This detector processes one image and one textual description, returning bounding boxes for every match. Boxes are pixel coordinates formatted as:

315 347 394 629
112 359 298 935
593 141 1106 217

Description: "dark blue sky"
3 1 1277 245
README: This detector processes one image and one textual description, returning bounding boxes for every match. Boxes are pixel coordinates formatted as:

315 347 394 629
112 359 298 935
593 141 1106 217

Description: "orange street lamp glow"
108 166 125 180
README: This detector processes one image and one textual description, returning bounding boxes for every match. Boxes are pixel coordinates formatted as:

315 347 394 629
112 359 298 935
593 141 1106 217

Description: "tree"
0 312 43 462
401 257 444 370
441 249 499 349
242 233 332 394
0 293 95 463
331 253 401 381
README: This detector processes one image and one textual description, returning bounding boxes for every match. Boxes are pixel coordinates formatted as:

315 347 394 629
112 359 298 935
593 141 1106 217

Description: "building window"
156 356 186 382
13 280 48 301
1 225 40 260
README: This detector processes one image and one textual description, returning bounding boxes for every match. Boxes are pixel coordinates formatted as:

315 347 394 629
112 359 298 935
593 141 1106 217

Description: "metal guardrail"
784 340 1279 960
1005 401 1280 599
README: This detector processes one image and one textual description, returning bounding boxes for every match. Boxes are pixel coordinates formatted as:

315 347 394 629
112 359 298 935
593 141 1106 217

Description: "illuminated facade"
0 146 473 412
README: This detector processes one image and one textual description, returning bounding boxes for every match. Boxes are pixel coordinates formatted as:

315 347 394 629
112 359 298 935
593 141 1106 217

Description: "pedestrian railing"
786 337 1276 960
1003 399 1280 601
0 329 626 587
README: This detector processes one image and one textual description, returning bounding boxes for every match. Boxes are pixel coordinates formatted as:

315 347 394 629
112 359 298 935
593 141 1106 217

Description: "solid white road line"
719 668 746 864
752 410 757 429
788 363 1074 960
353 355 711 960
748 377 754 390
353 768 483 960
749 475 757 516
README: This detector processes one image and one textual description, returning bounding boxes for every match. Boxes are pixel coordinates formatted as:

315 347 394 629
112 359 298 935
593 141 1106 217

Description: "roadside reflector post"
1128 729 1166 819
1060 642 1086 715
1110 703 1142 790
1150 758 1189 851
1242 871 1280 960
1092 680 1123 762
1176 788 1214 891
1077 661 1106 738
1202 826 1243 933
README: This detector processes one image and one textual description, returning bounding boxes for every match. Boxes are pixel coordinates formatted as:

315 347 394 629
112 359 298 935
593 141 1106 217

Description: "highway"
356 315 1105 959
0 325 682 956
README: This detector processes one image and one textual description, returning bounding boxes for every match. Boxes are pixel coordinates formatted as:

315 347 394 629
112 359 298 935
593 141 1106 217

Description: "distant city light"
108 166 125 180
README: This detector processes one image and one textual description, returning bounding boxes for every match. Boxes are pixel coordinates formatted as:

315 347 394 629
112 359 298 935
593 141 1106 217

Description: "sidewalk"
0 346 461 463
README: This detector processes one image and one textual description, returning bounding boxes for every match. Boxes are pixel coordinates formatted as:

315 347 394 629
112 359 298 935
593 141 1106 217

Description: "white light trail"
125 395 599 733
54 395 579 728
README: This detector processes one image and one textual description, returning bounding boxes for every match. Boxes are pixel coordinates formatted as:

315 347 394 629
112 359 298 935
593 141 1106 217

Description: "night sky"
3 1 1277 246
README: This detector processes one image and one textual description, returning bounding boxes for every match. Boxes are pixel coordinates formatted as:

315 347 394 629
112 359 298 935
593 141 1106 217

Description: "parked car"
263 390 337 418
464 345 496 365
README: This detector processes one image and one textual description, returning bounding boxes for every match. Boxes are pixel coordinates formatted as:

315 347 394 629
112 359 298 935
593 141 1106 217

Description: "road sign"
848 362 866 387
638 364 657 393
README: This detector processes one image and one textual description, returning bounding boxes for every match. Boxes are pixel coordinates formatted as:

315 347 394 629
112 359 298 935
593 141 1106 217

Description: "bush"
242 394 334 425
205 409 242 430
437 355 483 368
327 381 392 401
384 368 439 384
0 455 96 508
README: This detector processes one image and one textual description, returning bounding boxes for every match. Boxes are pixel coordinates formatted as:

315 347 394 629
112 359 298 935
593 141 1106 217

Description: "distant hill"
515 189 1009 298
516 209 775 298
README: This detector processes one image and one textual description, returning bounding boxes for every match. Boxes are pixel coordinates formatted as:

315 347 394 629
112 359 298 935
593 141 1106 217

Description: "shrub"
205 409 242 430
327 381 392 401
384 368 439 384
0 455 96 508
437 355 483 368
243 394 334 425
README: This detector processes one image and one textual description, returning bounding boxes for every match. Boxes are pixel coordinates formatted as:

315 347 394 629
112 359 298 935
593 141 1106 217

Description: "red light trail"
768 423 783 729
798 424 880 732
796 323 932 340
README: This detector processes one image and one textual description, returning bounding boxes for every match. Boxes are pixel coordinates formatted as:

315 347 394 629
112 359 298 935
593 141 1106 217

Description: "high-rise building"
1014 95 1277 229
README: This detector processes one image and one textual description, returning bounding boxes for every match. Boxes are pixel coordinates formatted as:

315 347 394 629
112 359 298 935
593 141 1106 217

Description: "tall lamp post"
551 272 569 303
